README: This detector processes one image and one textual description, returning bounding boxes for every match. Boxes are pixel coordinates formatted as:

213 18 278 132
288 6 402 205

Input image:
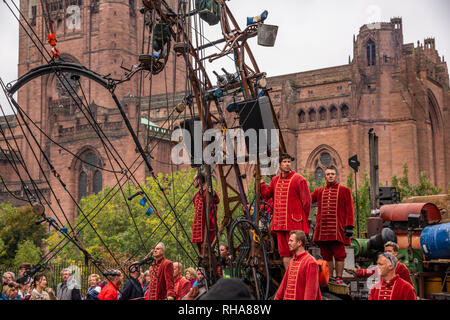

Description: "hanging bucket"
257 24 278 47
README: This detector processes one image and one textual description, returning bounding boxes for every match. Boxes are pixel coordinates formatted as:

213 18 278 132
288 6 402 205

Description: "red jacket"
191 189 220 243
97 281 119 300
356 262 414 286
311 182 355 246
275 251 322 300
145 257 175 300
174 276 190 300
369 275 417 300
260 171 311 233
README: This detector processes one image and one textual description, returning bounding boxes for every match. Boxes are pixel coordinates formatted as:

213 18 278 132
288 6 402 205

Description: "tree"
44 168 208 270
13 240 42 265
391 164 442 200
0 203 47 265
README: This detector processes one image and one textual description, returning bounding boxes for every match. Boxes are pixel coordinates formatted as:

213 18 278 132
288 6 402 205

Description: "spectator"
142 270 151 295
18 280 32 300
56 268 82 300
30 274 56 300
0 285 6 300
86 274 102 300
185 267 197 288
183 267 208 300
120 264 144 300
2 271 15 285
217 245 231 278
18 263 32 278
3 282 21 300
98 270 123 300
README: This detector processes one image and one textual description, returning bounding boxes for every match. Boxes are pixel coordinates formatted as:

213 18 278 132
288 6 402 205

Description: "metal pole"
354 170 360 238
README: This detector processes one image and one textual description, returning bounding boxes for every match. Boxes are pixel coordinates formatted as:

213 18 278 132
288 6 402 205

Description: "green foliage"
302 169 325 193
13 240 42 265
0 203 47 265
44 168 203 269
349 172 371 237
391 164 442 200
0 238 6 259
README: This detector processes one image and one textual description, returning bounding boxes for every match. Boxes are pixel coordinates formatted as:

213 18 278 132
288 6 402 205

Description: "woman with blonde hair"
185 267 197 288
3 282 21 300
86 273 102 300
30 274 56 300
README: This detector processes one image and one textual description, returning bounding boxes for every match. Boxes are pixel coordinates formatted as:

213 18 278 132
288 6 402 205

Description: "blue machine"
420 222 450 260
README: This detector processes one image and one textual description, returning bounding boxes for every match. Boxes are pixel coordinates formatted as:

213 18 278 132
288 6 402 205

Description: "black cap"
198 278 255 300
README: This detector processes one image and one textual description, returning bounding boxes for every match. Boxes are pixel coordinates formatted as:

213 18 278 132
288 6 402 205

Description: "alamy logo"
171 121 280 175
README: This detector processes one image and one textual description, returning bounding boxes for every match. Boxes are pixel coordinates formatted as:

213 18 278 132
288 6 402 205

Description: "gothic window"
78 171 87 201
367 39 376 66
77 150 102 201
298 110 306 123
330 106 338 120
309 109 316 122
320 152 331 167
93 170 102 194
315 167 324 184
341 104 349 119
319 107 327 121
312 150 339 184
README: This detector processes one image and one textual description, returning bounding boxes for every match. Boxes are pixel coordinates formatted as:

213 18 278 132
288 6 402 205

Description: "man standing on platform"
173 262 190 300
274 230 321 300
311 166 354 284
191 173 220 256
260 153 312 270
144 242 176 300
369 252 417 300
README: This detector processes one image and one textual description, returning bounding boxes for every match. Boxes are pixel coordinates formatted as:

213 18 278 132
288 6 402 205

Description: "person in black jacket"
120 263 144 300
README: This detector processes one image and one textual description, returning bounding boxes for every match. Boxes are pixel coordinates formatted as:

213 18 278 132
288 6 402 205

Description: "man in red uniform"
369 252 417 300
144 242 176 300
311 166 354 284
173 262 190 300
274 230 321 300
350 241 413 286
260 153 311 270
191 174 220 255
97 270 122 300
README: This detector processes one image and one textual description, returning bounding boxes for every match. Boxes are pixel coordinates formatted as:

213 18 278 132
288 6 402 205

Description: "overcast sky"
1 0 449 114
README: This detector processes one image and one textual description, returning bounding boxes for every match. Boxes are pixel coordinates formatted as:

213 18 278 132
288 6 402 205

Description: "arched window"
315 167 324 184
367 39 376 66
309 150 340 185
309 109 316 122
78 171 87 201
330 105 338 120
298 110 306 123
93 170 102 194
319 107 327 121
341 104 349 119
77 150 103 201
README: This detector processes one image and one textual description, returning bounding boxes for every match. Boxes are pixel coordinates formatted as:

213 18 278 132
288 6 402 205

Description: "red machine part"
380 203 441 224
